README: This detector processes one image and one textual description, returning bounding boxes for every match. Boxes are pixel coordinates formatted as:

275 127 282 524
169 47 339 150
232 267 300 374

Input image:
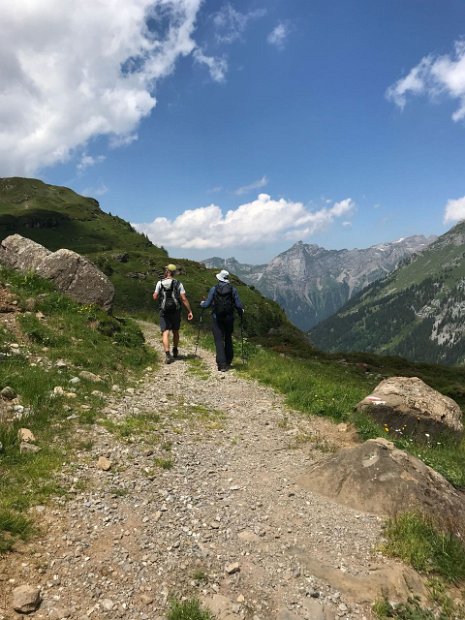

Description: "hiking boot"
172 347 178 358
165 352 173 364
218 365 228 372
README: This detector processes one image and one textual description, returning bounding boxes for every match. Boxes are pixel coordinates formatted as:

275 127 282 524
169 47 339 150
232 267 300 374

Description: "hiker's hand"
187 311 193 321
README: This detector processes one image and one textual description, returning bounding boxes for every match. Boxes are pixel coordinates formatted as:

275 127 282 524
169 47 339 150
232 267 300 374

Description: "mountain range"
310 220 465 365
203 235 435 331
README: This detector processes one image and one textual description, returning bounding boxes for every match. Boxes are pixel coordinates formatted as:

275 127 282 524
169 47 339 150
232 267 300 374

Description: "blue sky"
3 1 465 263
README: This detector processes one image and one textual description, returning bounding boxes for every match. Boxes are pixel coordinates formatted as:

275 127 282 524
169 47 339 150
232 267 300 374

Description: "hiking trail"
1 321 411 620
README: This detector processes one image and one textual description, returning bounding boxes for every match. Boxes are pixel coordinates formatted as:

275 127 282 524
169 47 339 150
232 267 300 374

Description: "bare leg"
162 330 170 353
173 330 180 349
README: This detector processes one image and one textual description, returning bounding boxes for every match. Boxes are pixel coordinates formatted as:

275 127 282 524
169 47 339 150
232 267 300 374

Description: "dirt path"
0 322 413 620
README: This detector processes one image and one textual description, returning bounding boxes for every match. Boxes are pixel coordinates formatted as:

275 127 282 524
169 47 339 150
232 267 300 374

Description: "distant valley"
310 220 465 365
203 235 435 331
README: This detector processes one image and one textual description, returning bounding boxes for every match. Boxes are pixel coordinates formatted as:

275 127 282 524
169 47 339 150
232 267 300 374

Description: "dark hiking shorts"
159 310 181 332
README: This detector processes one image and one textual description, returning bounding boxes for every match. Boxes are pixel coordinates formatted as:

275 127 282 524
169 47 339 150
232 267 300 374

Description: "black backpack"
160 280 180 313
213 283 234 318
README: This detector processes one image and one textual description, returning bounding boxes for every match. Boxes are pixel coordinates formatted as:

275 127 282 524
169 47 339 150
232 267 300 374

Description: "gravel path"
0 322 397 620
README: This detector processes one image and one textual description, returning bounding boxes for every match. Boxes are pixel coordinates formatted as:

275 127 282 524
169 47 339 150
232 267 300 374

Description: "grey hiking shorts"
159 310 181 332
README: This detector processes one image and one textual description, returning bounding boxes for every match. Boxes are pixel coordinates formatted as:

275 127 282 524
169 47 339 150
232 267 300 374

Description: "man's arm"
153 281 161 301
200 286 215 309
180 293 193 321
233 287 244 313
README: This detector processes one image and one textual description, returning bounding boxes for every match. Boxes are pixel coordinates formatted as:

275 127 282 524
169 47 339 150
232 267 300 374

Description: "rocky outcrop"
356 376 463 443
298 438 465 536
0 234 114 311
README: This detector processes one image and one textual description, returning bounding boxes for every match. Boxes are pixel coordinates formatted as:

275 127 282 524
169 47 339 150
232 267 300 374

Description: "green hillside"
0 177 299 343
310 221 465 365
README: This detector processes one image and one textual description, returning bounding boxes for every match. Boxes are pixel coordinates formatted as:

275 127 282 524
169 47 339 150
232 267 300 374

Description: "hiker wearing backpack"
153 264 193 364
200 270 244 372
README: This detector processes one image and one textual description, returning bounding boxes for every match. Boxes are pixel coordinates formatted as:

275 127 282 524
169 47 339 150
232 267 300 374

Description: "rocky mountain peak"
203 234 435 331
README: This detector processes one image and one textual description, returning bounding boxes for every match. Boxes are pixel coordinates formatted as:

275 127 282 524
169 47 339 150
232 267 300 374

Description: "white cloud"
234 175 268 195
193 49 228 82
133 193 355 250
386 39 465 121
267 23 289 50
212 4 266 44
77 153 106 173
444 196 465 223
0 0 207 175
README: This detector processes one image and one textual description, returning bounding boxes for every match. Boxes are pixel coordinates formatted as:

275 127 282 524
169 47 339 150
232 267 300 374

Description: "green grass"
374 581 465 620
167 598 216 620
0 510 32 553
100 412 161 441
373 597 444 620
382 513 465 583
240 344 465 489
186 357 211 380
154 457 174 470
0 266 158 553
241 346 372 422
397 439 465 488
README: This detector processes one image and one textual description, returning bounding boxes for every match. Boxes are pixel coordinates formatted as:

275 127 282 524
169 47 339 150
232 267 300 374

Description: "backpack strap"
161 279 175 292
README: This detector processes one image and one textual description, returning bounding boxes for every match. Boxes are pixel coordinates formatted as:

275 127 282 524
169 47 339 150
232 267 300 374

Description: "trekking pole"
194 307 204 357
240 311 246 365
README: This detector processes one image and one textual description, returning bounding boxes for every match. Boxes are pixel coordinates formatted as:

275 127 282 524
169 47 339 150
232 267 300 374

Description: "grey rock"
298 437 465 536
100 599 115 611
224 561 240 574
0 234 114 311
12 584 41 613
1 385 17 400
79 370 103 383
20 442 41 454
277 609 302 620
356 376 463 442
302 598 334 619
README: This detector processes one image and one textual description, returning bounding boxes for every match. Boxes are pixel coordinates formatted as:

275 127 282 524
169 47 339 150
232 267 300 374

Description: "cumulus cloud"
386 39 465 121
212 4 266 44
444 196 465 223
267 23 290 49
133 193 355 249
234 175 268 195
0 0 208 175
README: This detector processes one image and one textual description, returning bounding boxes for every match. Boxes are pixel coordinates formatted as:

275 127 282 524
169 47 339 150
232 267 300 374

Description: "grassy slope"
0 266 157 553
0 178 299 343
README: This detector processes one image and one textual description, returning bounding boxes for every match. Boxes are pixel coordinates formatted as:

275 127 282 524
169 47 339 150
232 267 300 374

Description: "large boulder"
0 234 114 311
298 438 465 536
356 376 463 443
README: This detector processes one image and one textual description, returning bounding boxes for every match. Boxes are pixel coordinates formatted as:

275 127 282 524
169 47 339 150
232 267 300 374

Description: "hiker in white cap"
153 264 193 364
200 270 244 371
